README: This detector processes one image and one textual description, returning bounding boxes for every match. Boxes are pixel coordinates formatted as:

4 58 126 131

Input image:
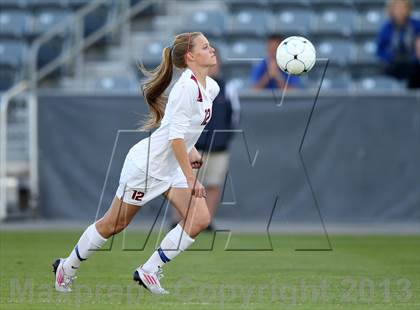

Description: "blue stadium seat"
313 0 354 8
0 67 17 91
358 8 387 35
33 10 72 69
224 66 253 85
229 10 272 37
209 39 228 61
268 0 310 8
307 63 350 81
67 0 89 9
183 11 227 38
26 0 68 9
319 74 353 91
94 76 138 93
33 9 73 34
138 39 168 67
356 76 404 91
226 76 251 91
314 8 359 36
316 39 357 65
274 9 314 36
354 0 387 10
226 0 267 11
0 40 27 68
37 38 66 69
83 3 110 38
0 10 32 37
0 0 27 8
356 39 379 65
226 39 266 60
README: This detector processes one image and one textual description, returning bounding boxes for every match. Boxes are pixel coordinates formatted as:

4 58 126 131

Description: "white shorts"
115 157 188 206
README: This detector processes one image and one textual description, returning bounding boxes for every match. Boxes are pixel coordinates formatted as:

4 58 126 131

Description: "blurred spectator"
171 50 240 230
251 34 301 90
376 0 420 87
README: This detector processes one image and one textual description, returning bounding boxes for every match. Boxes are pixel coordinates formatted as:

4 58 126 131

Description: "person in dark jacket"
376 0 420 87
171 50 240 230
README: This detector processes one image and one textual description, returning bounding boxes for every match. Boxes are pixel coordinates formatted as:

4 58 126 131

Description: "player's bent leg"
136 187 210 295
165 187 211 238
53 197 140 293
96 196 141 238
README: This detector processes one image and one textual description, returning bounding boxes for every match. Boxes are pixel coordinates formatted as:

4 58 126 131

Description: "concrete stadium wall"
37 92 420 223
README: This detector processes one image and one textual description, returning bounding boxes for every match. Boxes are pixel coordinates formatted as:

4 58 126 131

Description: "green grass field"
0 231 419 310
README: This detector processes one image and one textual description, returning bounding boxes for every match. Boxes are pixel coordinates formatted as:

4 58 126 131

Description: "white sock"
63 223 107 275
141 224 195 273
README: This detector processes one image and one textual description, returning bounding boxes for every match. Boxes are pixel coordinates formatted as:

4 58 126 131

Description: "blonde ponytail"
140 47 173 130
139 32 202 130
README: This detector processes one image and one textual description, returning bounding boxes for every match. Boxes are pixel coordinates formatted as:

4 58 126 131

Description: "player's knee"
97 219 127 237
196 210 211 231
113 221 128 235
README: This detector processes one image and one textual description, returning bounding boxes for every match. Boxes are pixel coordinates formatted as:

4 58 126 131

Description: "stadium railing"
0 0 154 221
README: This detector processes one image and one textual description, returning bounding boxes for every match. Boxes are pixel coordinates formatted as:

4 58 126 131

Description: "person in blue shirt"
376 0 420 84
251 34 301 90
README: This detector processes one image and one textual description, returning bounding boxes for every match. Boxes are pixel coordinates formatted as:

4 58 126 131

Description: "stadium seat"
32 9 72 69
94 76 138 93
356 76 405 91
0 40 27 68
356 39 379 65
229 10 272 37
209 38 228 61
314 8 359 36
182 11 227 38
273 9 314 36
268 0 310 8
358 8 387 35
33 9 73 34
313 0 354 8
83 3 110 38
308 63 350 81
316 39 357 66
226 76 251 91
67 0 90 9
0 67 17 91
354 0 388 10
36 38 67 69
0 0 27 8
226 0 267 11
0 10 32 37
138 39 167 67
319 74 353 91
226 39 266 61
26 0 68 9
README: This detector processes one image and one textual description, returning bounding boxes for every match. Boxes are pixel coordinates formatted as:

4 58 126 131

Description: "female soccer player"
53 32 219 295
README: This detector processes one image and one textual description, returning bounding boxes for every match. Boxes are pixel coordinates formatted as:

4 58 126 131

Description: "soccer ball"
276 36 316 76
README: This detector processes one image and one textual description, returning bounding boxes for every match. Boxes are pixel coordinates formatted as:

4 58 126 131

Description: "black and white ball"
276 36 316 75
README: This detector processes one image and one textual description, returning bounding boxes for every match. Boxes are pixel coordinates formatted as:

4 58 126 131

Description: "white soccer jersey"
127 68 220 181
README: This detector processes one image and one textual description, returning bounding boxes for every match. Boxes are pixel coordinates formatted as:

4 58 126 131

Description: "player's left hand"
189 148 203 169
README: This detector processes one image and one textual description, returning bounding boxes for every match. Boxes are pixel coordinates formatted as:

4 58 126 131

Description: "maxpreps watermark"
4 277 413 307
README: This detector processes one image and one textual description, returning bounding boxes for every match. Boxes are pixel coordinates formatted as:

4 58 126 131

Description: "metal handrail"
0 81 29 221
30 0 153 84
0 0 154 221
